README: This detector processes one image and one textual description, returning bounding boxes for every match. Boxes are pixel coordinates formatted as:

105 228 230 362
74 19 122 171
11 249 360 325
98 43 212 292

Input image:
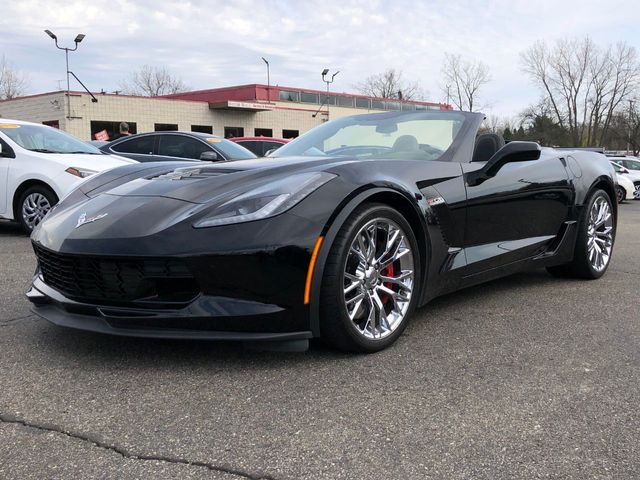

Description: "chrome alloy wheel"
587 196 614 272
634 184 640 199
342 218 414 340
22 193 51 230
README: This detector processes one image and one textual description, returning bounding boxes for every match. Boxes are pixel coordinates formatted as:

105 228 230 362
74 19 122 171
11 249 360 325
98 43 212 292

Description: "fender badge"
427 196 445 206
76 212 108 228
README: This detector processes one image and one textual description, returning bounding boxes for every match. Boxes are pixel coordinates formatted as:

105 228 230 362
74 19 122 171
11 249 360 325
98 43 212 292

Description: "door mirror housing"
200 150 221 162
467 141 541 186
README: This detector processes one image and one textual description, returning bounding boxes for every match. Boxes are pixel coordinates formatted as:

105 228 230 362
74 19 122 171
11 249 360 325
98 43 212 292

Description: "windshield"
272 111 466 161
0 123 102 154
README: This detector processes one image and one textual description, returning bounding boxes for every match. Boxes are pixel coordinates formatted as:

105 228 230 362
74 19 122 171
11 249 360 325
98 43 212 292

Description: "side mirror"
621 167 630 174
264 148 277 157
467 141 541 186
200 150 221 162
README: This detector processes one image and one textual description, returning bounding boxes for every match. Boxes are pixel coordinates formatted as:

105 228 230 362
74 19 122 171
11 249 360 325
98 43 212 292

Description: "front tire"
616 185 625 204
17 185 58 234
547 189 614 279
319 203 421 352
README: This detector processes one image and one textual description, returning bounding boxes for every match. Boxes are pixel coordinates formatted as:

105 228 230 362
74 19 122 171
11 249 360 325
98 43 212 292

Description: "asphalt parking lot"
1 203 639 480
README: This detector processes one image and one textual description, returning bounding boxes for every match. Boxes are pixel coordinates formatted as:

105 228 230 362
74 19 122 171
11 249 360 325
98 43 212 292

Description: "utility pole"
261 57 270 102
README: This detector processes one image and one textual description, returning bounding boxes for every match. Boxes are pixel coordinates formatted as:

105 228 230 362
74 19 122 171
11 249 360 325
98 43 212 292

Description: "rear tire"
319 203 421 353
16 185 58 234
547 189 614 279
616 185 625 204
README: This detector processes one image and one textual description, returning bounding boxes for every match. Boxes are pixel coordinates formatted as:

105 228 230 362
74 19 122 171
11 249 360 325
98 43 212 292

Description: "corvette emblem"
76 212 108 228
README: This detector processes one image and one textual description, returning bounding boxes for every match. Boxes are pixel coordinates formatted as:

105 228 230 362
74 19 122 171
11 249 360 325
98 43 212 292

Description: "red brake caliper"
381 262 394 304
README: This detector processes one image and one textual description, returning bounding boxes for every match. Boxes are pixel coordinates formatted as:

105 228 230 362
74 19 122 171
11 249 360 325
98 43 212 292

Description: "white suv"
0 119 135 232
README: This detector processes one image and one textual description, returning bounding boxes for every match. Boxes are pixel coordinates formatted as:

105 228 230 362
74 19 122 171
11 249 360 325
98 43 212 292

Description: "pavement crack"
0 413 275 480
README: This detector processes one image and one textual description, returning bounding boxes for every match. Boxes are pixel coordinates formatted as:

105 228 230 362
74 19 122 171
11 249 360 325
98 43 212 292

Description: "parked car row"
608 157 640 203
0 120 134 232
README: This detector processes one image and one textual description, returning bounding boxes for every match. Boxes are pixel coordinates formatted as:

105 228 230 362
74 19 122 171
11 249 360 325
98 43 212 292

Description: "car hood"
93 155 354 204
42 152 136 171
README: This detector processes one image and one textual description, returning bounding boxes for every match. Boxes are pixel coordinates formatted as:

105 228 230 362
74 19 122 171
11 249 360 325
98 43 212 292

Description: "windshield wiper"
28 148 63 153
66 151 101 154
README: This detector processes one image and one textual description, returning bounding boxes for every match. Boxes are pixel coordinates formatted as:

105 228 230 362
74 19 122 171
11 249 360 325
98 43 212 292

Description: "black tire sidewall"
321 204 421 352
616 186 624 204
17 185 57 233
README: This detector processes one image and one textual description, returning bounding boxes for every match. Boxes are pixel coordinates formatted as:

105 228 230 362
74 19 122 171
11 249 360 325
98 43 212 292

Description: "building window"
155 123 178 131
336 96 354 107
282 129 299 139
300 92 319 104
90 121 137 141
371 100 384 110
42 120 60 129
279 90 300 102
191 125 213 134
355 97 371 109
254 128 273 137
401 103 416 111
224 126 244 138
385 101 401 111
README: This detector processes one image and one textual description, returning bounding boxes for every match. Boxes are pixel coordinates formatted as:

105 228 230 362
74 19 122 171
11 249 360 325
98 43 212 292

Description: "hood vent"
148 167 236 181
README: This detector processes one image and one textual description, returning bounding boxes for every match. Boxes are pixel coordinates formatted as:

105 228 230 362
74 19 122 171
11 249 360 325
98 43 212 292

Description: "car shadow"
31 268 569 369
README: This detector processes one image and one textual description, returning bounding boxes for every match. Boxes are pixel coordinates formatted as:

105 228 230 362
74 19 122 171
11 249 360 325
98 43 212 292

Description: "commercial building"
0 84 450 141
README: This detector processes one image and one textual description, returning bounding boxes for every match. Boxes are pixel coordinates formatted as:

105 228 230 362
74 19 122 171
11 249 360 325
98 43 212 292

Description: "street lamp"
261 57 270 102
44 29 87 119
321 68 339 120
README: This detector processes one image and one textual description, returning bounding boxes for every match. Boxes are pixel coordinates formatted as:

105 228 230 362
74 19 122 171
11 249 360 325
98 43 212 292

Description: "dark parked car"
230 137 290 156
29 111 617 353
99 131 256 162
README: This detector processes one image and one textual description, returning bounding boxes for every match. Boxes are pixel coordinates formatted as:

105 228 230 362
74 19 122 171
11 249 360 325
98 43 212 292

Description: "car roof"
0 118 48 127
231 137 289 143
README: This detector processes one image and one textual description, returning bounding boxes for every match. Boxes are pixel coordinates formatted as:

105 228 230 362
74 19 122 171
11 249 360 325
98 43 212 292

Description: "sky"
1 0 639 118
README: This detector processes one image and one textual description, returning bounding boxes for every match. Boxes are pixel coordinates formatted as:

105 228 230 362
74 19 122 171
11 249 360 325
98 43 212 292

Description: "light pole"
44 30 86 120
261 57 270 102
321 68 339 120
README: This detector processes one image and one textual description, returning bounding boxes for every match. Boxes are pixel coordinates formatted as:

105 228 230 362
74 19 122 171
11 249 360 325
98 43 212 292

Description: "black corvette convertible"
27 111 617 352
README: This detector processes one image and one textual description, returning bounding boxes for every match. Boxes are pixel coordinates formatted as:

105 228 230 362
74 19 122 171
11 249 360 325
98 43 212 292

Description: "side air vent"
148 167 236 181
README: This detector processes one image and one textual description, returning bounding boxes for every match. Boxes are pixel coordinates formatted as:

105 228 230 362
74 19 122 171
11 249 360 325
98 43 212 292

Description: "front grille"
33 243 198 306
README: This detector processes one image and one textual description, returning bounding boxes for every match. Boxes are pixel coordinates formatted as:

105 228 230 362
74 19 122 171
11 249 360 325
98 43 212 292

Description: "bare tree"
355 69 423 100
441 53 491 112
521 38 640 146
120 65 188 96
0 55 29 100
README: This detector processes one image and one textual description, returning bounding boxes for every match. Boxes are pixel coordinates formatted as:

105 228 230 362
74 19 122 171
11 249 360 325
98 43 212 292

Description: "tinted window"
255 128 273 137
336 96 354 107
157 135 210 159
355 97 370 109
212 138 257 160
191 125 213 134
236 141 261 155
155 123 178 131
282 129 298 139
300 92 319 103
265 141 284 152
111 135 155 154
279 90 300 102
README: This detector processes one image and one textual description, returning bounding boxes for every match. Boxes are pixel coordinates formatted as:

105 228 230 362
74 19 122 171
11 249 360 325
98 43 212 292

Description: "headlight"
193 172 336 228
65 167 97 178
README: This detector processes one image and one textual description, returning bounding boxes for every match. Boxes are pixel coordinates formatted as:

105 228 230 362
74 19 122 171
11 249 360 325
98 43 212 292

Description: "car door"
462 148 573 274
157 134 213 161
109 135 158 162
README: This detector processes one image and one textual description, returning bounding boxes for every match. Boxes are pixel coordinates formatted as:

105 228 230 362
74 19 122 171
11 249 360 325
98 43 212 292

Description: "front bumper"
27 275 312 341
